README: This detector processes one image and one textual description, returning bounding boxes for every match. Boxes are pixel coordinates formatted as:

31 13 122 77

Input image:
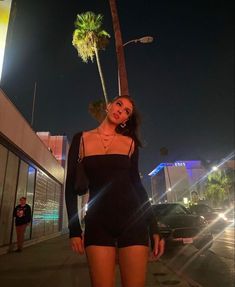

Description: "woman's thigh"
85 246 116 287
118 245 149 287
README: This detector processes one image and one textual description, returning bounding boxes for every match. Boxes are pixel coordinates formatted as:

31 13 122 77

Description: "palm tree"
204 170 232 207
72 11 110 105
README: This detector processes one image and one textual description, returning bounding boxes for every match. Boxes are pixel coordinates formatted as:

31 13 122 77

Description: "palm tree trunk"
108 0 129 97
94 47 108 105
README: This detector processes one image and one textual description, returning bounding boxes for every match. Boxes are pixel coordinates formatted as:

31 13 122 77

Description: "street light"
212 166 218 171
118 36 154 95
123 36 154 47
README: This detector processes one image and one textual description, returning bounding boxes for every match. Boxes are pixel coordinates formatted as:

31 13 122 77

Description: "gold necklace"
97 128 116 152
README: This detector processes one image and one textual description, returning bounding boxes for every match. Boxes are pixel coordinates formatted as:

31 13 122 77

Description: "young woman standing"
65 96 164 287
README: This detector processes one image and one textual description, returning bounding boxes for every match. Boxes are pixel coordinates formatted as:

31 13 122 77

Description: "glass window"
12 160 29 244
31 170 47 239
25 165 35 240
53 182 61 232
0 151 19 246
45 178 55 235
0 144 8 211
26 166 36 208
16 161 28 202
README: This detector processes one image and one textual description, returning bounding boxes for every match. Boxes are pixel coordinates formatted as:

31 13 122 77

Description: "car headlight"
199 216 207 225
157 221 168 228
218 213 228 221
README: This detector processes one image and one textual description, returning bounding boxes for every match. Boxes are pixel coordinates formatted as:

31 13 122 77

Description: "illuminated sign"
0 0 12 81
149 161 189 176
174 162 186 167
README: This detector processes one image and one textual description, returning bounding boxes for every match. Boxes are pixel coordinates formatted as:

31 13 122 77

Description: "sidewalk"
0 235 192 287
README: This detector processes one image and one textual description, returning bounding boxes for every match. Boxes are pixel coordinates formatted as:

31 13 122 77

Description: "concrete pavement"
0 235 193 287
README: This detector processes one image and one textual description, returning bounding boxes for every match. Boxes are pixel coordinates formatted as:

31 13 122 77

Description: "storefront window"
31 170 47 239
0 151 19 246
0 144 8 211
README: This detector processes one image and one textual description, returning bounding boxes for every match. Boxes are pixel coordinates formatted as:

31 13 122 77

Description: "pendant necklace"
97 128 116 153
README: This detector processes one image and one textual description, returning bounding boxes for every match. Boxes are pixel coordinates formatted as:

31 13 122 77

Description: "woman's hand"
150 234 165 260
70 235 85 254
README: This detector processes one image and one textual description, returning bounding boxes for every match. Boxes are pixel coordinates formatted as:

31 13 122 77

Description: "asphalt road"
162 225 235 287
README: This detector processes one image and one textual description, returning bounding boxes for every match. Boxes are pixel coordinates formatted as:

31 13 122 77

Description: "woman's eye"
116 101 122 106
125 109 130 115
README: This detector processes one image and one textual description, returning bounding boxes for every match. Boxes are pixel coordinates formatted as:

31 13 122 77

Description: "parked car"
152 203 213 251
188 203 229 232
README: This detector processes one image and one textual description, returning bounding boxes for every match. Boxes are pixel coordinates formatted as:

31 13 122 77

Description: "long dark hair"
112 96 142 147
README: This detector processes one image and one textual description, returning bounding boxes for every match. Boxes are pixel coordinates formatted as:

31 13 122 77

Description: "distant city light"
183 197 188 204
212 166 218 171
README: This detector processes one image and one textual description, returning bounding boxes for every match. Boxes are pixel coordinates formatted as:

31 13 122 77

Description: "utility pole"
108 0 129 97
31 82 37 127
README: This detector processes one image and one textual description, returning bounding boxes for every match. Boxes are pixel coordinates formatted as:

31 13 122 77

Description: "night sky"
1 0 234 184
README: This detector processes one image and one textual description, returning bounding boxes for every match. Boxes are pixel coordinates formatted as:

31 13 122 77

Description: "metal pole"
108 0 129 97
31 82 37 127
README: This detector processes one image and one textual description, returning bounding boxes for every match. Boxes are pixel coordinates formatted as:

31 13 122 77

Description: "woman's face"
107 97 133 126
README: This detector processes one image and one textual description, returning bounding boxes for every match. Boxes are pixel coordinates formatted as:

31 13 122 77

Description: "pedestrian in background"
13 197 32 252
65 95 165 287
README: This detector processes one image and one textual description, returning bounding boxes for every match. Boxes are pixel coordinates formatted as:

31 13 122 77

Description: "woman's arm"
65 132 83 238
130 145 164 258
129 145 160 235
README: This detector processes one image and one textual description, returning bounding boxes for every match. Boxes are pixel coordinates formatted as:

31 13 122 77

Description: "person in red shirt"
13 197 32 252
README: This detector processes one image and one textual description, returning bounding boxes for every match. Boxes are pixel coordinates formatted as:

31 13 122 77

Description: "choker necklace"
97 127 116 136
97 128 116 152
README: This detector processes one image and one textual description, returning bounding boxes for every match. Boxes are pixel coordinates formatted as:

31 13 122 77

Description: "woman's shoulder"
116 134 135 156
117 133 134 144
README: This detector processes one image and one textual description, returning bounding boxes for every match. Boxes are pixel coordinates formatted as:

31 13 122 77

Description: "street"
162 225 235 287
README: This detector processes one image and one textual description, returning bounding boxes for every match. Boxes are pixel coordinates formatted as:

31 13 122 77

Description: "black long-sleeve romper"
65 132 159 248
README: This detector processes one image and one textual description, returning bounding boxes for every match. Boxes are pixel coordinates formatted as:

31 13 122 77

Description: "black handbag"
74 136 89 195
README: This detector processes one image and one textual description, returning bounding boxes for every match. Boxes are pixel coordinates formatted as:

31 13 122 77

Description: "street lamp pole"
109 0 129 97
123 36 154 47
117 36 154 96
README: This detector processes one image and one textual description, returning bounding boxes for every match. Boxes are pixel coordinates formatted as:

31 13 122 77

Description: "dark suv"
152 203 213 251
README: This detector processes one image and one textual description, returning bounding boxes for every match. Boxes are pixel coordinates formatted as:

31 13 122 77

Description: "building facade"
0 89 67 254
149 159 235 206
36 132 69 168
149 161 208 205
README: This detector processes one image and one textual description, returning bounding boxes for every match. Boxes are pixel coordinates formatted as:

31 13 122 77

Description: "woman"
65 96 164 287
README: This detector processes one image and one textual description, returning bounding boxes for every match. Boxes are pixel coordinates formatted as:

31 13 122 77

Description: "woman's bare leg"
86 246 116 287
119 245 149 287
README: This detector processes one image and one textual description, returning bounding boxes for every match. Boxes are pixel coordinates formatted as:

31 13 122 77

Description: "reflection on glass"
0 152 19 246
32 170 47 239
12 160 29 243
25 165 35 240
0 144 8 210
